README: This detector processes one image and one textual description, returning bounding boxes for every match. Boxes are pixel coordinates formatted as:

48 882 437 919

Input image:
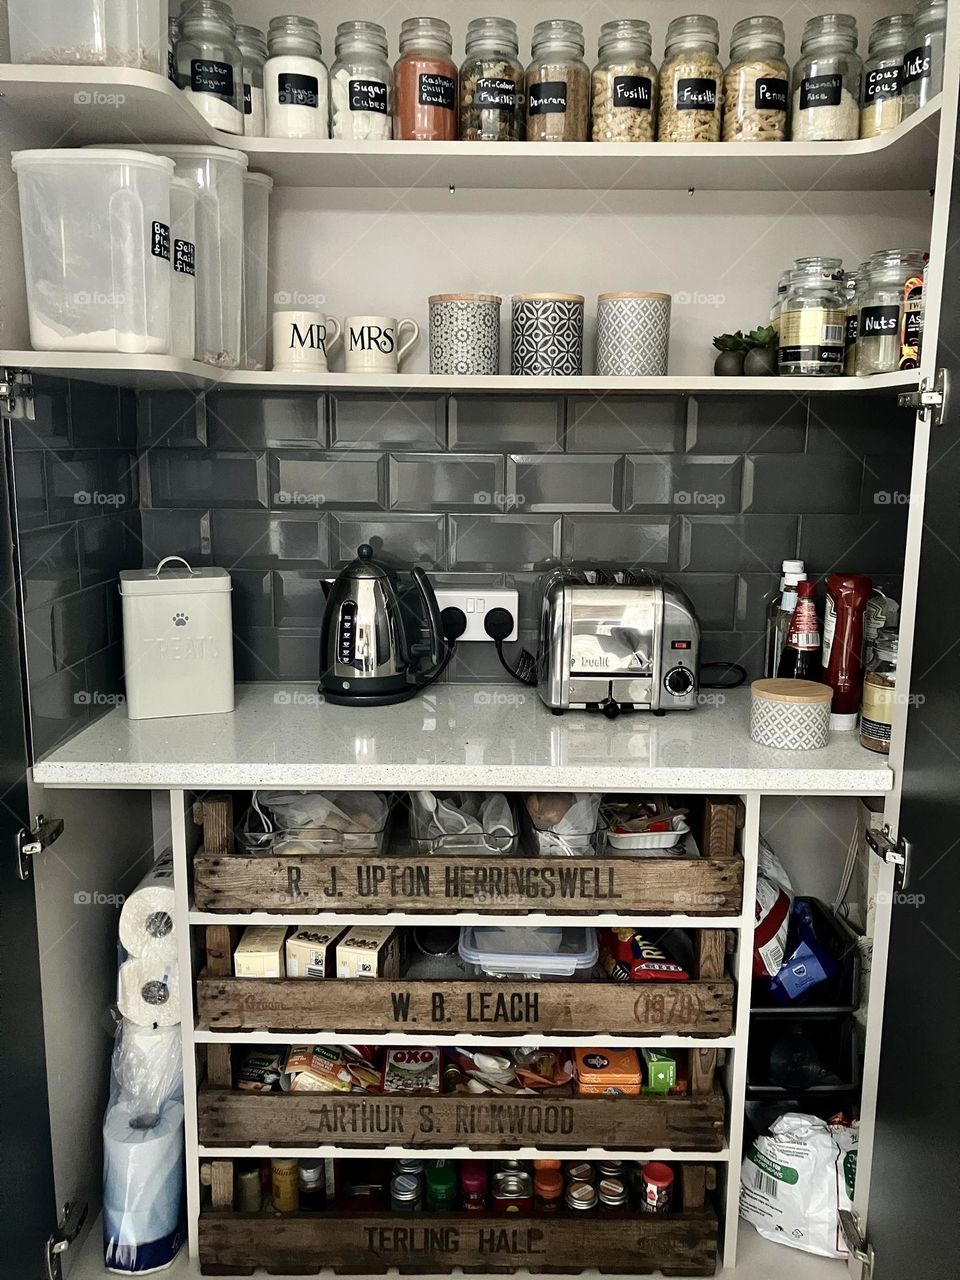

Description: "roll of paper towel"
114 1022 183 1110
103 1097 185 1274
118 958 180 1028
119 853 177 961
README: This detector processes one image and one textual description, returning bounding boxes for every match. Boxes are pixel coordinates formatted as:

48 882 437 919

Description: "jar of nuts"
860 13 912 139
722 15 789 142
658 14 723 143
790 14 863 142
460 16 524 141
525 18 590 142
591 19 658 142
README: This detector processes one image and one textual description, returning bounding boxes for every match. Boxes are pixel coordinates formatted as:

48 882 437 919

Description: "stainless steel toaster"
536 566 701 716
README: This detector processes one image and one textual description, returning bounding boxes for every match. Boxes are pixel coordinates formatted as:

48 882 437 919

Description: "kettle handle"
408 566 445 681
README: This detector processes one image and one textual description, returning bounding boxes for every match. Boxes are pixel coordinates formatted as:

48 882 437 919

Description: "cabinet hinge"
839 1209 875 1280
865 824 912 891
0 368 35 421
898 367 949 426
17 814 65 881
45 1200 88 1280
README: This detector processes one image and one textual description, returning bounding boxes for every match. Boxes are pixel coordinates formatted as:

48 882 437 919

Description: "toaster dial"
664 664 696 697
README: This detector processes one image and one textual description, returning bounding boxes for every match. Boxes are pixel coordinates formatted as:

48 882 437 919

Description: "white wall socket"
436 588 520 643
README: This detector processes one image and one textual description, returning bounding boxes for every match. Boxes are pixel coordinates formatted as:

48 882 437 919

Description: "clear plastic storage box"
458 926 599 978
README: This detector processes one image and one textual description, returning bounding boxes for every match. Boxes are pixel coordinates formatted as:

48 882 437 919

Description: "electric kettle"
319 544 446 706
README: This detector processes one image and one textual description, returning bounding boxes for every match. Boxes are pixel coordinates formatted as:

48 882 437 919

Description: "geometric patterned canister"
429 293 502 376
511 293 585 376
750 679 833 750
596 291 672 377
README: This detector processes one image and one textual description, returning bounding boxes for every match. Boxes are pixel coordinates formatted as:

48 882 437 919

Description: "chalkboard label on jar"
151 221 171 261
278 73 319 109
476 77 518 109
865 66 902 103
243 83 252 114
612 75 653 110
860 304 901 336
902 47 932 84
167 51 178 86
845 312 858 348
191 60 234 100
528 81 568 115
174 239 196 276
903 307 923 344
675 78 718 111
799 74 843 111
755 77 788 111
419 73 456 111
350 79 389 113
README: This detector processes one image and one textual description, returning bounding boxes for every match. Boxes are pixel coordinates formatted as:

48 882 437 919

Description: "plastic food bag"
740 1113 858 1257
524 793 601 855
241 790 390 853
754 837 794 978
765 900 839 1004
410 791 515 852
111 1022 183 1114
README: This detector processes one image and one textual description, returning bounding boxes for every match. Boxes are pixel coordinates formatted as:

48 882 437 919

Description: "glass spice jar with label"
902 0 947 117
791 13 862 141
860 629 899 753
177 0 245 134
658 14 723 143
856 248 927 375
525 19 590 142
860 13 912 138
235 24 267 136
722 15 789 142
395 16 458 141
778 262 847 376
264 15 329 140
460 16 524 141
330 20 393 140
591 19 658 142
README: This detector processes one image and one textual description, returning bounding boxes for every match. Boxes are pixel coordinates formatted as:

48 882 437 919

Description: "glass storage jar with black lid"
264 16 329 140
722 15 789 142
790 13 862 141
902 0 947 117
177 0 245 134
591 19 658 142
394 17 458 140
856 248 926 375
658 14 723 142
460 16 524 140
778 263 847 376
331 20 392 140
525 19 590 142
236 24 267 136
860 13 912 138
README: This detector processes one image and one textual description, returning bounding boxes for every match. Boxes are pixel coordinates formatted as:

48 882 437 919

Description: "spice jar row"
164 3 947 144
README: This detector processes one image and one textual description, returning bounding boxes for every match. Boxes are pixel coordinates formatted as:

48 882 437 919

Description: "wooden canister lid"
429 293 502 303
512 292 585 302
597 291 672 302
752 679 833 705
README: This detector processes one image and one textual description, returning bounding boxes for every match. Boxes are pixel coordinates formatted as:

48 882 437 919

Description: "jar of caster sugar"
791 13 862 142
264 14 329 140
330 20 393 140
235 24 267 137
177 0 245 134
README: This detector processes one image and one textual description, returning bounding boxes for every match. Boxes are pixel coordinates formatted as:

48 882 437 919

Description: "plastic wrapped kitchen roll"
119 852 177 961
118 957 180 1028
112 1022 183 1113
103 1097 185 1274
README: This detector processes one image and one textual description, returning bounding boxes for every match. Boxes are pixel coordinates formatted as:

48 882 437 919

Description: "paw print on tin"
173 612 189 627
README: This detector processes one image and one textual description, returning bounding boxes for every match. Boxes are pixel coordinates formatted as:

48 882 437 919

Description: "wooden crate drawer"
197 1084 726 1151
198 1207 719 1276
195 974 734 1036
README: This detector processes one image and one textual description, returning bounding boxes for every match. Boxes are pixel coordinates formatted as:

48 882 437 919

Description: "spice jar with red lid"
394 16 458 140
460 1161 488 1211
639 1161 674 1214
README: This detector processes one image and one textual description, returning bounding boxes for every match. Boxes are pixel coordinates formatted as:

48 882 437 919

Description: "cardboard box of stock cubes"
232 925 399 979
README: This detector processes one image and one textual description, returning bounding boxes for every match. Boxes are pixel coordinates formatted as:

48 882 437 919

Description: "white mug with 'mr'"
273 311 342 371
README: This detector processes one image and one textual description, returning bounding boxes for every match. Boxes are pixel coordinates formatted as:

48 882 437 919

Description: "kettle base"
318 682 422 708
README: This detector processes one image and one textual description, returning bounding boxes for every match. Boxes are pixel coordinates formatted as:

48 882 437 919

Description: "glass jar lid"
466 16 519 54
399 16 453 55
792 255 845 279
531 18 585 58
729 15 785 59
267 14 322 57
236 24 268 60
169 16 181 37
180 0 237 36
874 628 900 660
800 12 859 53
866 12 913 55
335 19 388 58
598 18 653 58
664 14 720 56
913 0 948 26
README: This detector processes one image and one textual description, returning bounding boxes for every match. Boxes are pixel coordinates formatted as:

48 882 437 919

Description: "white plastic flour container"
169 177 198 360
7 0 167 73
12 149 173 354
119 557 234 720
241 172 274 371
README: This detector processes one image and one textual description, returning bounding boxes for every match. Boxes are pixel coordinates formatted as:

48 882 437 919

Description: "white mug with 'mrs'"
344 315 420 374
273 311 342 371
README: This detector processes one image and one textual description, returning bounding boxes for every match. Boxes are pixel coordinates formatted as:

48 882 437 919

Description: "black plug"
484 607 516 642
440 606 468 642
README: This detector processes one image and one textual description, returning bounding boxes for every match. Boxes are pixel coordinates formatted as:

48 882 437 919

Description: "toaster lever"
599 696 621 720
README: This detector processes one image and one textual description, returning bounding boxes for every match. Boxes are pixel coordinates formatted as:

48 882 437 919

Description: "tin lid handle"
154 555 195 577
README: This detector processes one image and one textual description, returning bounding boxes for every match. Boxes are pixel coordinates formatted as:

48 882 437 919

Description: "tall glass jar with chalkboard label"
591 20 658 142
177 0 244 134
722 15 789 142
658 14 723 142
331 21 393 140
264 16 329 139
236 24 267 136
901 0 947 118
860 13 912 139
460 16 524 140
394 17 458 141
525 19 590 142
790 13 862 141
856 249 927 375
778 264 847 377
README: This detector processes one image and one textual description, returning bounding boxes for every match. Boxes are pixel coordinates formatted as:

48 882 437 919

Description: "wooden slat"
680 1164 706 1211
692 931 726 980
197 1085 726 1152
198 1210 718 1276
699 798 744 858
195 794 235 856
205 925 238 978
689 1048 718 1097
206 1043 234 1089
192 851 744 916
201 1159 235 1210
195 975 735 1036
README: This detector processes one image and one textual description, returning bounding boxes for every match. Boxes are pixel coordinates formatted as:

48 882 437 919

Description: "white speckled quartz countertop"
32 683 893 794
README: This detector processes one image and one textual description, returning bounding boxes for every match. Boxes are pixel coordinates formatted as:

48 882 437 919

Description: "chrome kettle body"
319 544 445 706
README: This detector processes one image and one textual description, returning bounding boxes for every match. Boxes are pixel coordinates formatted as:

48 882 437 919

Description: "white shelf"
0 64 941 191
0 351 921 395
188 909 747 929
193 1029 738 1049
197 1142 731 1162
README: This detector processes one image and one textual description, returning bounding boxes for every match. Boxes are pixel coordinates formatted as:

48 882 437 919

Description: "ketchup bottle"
821 573 872 730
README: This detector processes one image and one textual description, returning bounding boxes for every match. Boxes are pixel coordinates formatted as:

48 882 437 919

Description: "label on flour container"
174 239 196 276
151 221 171 261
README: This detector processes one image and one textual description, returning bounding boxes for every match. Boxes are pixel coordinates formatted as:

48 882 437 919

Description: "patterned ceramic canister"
511 292 585 376
596 291 672 377
750 679 833 750
429 293 502 376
